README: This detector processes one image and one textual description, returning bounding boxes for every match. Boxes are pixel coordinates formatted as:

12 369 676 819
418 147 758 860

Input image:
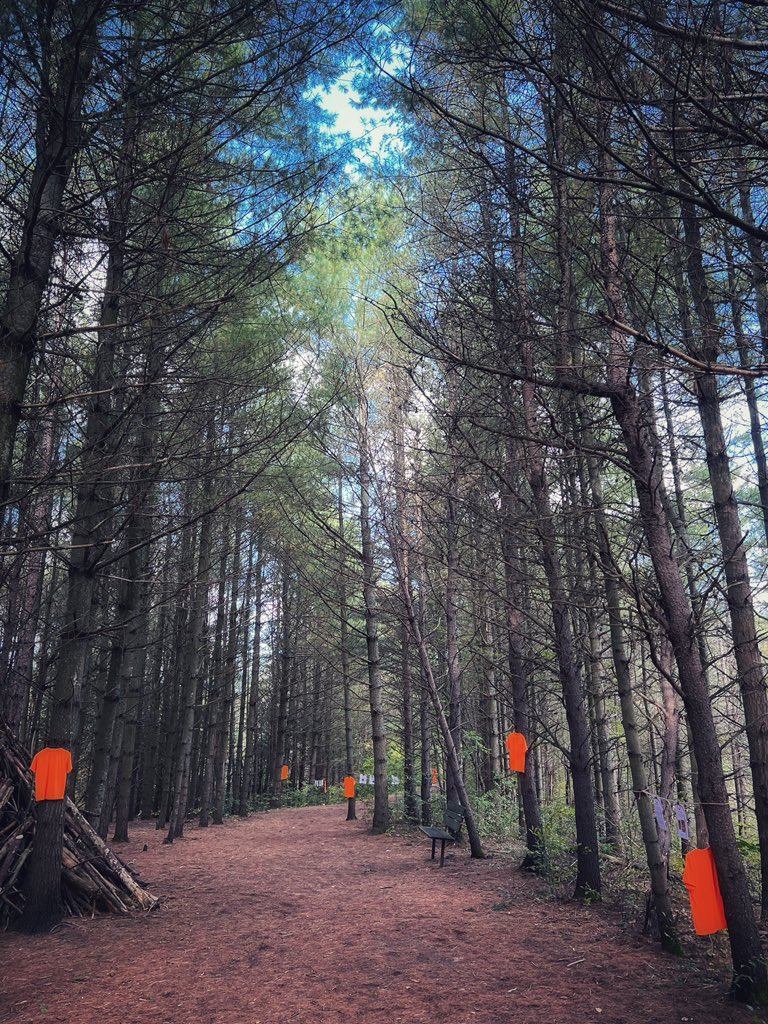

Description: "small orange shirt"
683 848 727 936
30 747 72 801
431 768 438 787
506 732 528 773
281 764 290 782
343 776 356 799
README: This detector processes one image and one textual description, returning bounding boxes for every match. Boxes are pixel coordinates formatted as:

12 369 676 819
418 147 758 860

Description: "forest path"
0 803 754 1024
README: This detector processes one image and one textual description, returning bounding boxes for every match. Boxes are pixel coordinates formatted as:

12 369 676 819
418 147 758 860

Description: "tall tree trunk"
584 110 683 949
270 569 291 805
0 2 103 504
112 634 148 843
166 467 215 843
495 136 547 871
139 595 167 820
200 550 228 827
389 532 484 859
233 534 254 815
0 408 57 731
735 158 768 363
585 423 679 948
584 584 623 852
611 377 766 995
241 539 263 813
678 193 768 919
600 171 766 997
338 476 357 820
414 477 432 827
656 638 680 860
525 445 601 898
214 519 242 824
16 181 130 928
444 369 463 808
723 233 768 547
391 392 419 821
357 388 389 834
477 588 500 794
499 488 545 870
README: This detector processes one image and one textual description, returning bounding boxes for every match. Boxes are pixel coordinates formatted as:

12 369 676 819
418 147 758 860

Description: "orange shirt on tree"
683 848 727 936
30 747 72 801
281 764 290 782
344 776 356 799
506 732 528 773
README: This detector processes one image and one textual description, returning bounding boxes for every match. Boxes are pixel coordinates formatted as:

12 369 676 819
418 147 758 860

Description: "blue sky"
311 71 401 166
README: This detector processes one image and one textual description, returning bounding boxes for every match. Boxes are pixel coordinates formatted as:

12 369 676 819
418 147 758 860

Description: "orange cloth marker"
431 767 438 787
30 747 73 801
344 776 356 799
281 764 289 782
683 848 727 936
506 732 528 773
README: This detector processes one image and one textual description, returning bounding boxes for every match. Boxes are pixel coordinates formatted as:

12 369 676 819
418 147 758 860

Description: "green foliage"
474 777 522 844
537 800 586 891
735 829 763 904
361 742 404 784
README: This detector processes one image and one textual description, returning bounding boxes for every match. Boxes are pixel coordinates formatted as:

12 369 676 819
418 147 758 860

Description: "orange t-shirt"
683 848 727 936
281 764 290 782
506 732 528 773
30 747 73 801
343 776 356 799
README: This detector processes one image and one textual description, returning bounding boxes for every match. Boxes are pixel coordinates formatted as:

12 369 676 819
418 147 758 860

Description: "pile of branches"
0 718 158 926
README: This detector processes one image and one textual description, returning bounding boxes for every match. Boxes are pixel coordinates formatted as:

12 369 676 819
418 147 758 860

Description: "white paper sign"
359 774 367 785
675 803 690 840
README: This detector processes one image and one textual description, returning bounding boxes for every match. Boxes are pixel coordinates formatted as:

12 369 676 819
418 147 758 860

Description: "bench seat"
418 802 464 866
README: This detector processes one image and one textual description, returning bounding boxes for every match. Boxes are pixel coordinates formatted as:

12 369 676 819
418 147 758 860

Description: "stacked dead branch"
0 718 158 926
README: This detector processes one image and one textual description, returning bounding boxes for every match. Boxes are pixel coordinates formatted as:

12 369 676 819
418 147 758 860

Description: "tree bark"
214 519 242 824
0 2 104 504
679 193 768 920
499 468 546 870
444 368 464 809
241 539 263 812
166 467 215 843
338 476 357 820
200 549 228 827
357 388 389 835
389 536 484 859
391 392 419 821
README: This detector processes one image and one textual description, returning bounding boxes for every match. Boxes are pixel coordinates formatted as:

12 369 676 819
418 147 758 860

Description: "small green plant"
491 898 515 912
474 776 523 844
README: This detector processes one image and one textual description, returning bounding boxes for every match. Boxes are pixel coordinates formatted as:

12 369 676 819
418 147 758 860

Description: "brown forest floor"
0 802 763 1024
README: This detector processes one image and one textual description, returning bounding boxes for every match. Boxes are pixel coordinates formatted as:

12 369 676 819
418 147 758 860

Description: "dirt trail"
0 803 758 1024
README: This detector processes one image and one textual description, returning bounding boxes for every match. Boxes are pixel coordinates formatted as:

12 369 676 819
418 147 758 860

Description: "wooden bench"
418 801 464 866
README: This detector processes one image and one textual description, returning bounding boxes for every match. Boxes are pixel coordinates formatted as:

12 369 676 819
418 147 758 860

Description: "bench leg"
431 838 436 860
440 840 446 867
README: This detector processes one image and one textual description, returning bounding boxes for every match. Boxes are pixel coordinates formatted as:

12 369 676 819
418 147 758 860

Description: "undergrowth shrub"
474 777 521 844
